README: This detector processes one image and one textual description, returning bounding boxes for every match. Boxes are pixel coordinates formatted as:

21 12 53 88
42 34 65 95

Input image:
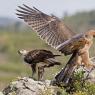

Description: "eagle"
16 4 95 68
18 49 61 80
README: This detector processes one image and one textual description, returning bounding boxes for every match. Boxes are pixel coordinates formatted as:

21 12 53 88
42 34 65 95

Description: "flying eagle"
16 4 95 68
18 49 61 80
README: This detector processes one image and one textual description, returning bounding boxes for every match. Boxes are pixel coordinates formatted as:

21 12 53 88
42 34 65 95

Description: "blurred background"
0 0 95 90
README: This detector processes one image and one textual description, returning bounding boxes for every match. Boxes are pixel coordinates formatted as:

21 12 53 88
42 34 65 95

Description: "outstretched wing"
16 4 75 49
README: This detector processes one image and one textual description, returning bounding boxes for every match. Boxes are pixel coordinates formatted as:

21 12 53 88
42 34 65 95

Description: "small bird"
18 49 61 80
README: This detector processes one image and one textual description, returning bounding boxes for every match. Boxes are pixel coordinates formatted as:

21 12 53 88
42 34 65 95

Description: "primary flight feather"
16 4 78 54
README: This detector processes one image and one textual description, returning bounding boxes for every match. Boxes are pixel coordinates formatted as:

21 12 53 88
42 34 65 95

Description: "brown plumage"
16 4 95 68
16 4 75 51
18 49 61 80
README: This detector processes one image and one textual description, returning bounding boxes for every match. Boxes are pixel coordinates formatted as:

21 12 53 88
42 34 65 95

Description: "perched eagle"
16 4 95 68
18 49 61 80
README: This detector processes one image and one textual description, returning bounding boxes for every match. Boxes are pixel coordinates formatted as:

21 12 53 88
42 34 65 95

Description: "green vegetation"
69 70 95 95
55 70 95 95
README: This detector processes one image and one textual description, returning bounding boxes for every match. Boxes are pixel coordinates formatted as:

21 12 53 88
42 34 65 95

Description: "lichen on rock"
2 77 58 95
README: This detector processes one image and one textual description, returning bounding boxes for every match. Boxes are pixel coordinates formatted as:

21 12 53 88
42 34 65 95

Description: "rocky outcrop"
2 77 59 95
1 57 95 95
2 67 95 95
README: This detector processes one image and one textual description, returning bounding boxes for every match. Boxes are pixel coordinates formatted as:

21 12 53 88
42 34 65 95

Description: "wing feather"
16 4 75 50
16 5 87 55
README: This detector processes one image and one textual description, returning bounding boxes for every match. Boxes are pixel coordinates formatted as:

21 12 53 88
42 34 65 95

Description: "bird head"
86 29 95 37
18 49 28 56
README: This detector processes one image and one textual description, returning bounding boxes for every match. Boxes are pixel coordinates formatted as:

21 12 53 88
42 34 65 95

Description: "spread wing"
16 4 75 49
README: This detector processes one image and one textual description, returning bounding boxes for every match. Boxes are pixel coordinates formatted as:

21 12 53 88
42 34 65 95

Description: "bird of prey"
18 49 61 80
16 4 95 68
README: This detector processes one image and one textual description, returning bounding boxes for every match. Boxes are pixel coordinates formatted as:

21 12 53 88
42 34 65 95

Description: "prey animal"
18 49 61 80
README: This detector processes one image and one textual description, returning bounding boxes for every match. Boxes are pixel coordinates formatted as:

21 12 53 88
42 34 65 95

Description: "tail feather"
45 58 61 67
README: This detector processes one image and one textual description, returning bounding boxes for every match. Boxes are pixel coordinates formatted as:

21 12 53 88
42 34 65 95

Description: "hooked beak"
18 50 22 55
18 49 28 56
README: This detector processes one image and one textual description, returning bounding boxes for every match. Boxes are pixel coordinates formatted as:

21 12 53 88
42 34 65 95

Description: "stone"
2 77 58 95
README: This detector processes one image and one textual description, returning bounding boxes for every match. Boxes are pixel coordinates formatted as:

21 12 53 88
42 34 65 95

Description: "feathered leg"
38 66 44 81
31 64 36 79
79 49 95 69
78 37 95 68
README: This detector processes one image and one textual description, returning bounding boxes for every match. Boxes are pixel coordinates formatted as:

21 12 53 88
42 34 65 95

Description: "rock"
0 92 4 95
2 77 58 95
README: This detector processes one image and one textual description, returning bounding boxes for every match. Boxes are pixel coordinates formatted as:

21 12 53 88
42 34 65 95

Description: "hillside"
64 10 95 33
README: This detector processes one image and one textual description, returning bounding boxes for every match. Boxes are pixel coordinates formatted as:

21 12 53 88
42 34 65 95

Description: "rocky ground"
1 57 95 95
1 67 95 95
1 77 59 95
